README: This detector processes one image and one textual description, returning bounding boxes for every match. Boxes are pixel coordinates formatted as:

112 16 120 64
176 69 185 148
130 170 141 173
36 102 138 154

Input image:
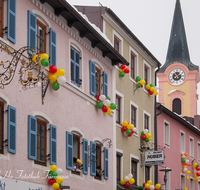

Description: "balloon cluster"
48 65 66 91
141 129 152 142
96 95 117 115
121 121 136 137
184 188 188 190
136 76 145 88
119 64 130 77
48 165 64 190
139 181 161 190
181 152 192 180
120 174 135 188
32 53 50 67
192 162 200 182
145 84 158 96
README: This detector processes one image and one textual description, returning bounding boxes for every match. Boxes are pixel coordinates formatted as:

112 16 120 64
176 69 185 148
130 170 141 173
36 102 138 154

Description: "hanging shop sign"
144 150 164 165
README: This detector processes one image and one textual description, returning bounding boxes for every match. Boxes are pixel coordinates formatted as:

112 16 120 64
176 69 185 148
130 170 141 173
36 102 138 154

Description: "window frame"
164 120 170 147
95 66 101 97
94 143 102 180
172 98 182 115
72 133 80 175
130 101 138 136
116 154 121 181
116 95 121 125
113 30 123 55
180 131 185 153
34 118 47 166
115 91 124 127
143 61 151 93
116 150 123 183
0 0 4 38
190 177 194 190
145 166 150 182
36 19 46 54
189 136 194 158
131 158 138 185
114 36 119 52
144 114 149 130
0 101 4 154
181 174 186 190
143 110 151 133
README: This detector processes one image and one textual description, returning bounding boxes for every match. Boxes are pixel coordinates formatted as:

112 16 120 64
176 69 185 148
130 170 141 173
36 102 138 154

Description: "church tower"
157 0 199 117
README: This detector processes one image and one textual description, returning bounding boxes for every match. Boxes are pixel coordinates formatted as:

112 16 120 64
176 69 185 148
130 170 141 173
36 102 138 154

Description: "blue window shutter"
7 0 16 43
50 28 56 66
104 147 108 179
7 105 16 154
103 71 108 97
66 131 73 170
71 47 75 84
50 124 57 165
28 115 37 160
27 11 36 54
71 47 80 87
83 138 88 174
89 60 96 96
90 141 96 176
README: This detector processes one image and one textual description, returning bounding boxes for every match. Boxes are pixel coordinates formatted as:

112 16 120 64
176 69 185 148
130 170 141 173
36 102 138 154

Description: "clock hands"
173 71 182 79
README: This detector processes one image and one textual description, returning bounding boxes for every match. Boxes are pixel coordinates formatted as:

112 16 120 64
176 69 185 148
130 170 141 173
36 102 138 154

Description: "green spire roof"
158 0 198 73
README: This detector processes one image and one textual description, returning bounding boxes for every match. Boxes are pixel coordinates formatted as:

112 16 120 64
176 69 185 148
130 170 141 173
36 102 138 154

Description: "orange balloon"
183 163 186 165
184 152 188 156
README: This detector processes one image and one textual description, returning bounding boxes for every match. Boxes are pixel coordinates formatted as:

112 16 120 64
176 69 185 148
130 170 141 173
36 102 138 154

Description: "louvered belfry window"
173 98 181 115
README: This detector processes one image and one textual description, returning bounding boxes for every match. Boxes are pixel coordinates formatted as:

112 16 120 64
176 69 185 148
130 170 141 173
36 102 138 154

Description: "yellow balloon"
145 184 150 188
106 108 112 115
120 179 126 185
120 69 123 72
193 166 196 169
186 176 189 180
123 121 128 127
127 124 133 130
140 79 145 85
195 177 198 182
129 178 135 184
146 133 151 138
49 73 57 83
149 137 152 141
50 165 57 172
194 174 197 178
146 84 150 90
77 159 82 165
32 55 38 62
155 184 160 189
147 180 152 185
194 163 197 167
153 91 158 96
52 182 59 189
186 170 191 174
123 175 127 179
56 68 65 76
184 188 188 190
183 165 187 168
56 176 63 184
40 53 49 60
150 87 154 92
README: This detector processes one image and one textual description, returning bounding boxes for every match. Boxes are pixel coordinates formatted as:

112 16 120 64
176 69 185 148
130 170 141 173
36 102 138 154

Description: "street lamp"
159 168 172 189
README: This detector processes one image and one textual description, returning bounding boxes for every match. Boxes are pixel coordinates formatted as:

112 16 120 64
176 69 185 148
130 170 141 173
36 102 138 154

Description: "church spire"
158 0 198 73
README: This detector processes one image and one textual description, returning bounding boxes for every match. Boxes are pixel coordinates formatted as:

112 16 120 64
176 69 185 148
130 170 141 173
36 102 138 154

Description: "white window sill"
129 77 136 84
0 37 9 45
93 177 105 184
70 171 84 180
132 133 139 138
116 123 121 128
164 144 170 148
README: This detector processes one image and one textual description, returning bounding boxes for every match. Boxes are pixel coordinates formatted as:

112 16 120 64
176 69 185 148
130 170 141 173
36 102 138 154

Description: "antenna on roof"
99 2 103 6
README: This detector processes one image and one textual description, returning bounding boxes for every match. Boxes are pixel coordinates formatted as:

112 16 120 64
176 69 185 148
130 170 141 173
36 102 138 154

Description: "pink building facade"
0 0 129 189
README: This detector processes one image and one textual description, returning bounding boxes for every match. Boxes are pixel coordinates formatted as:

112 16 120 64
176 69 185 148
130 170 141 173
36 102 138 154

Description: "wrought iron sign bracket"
41 71 50 105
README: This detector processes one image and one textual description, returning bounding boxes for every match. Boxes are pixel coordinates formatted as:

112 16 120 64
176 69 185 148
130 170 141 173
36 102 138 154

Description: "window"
131 160 138 185
181 175 185 190
95 143 102 180
116 154 121 181
36 20 46 54
131 53 136 80
190 178 194 190
144 114 149 130
144 65 149 84
164 122 170 146
131 105 136 131
114 36 119 52
0 0 3 38
180 132 185 152
71 46 80 87
173 98 181 115
198 143 200 162
0 101 4 154
198 182 200 190
190 137 194 158
95 67 100 97
116 95 121 124
72 134 80 175
34 118 47 166
145 166 150 182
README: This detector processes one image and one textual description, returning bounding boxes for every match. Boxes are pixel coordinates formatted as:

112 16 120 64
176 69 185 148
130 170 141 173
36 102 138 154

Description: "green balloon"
139 186 144 190
136 76 141 81
197 164 200 167
110 103 117 110
141 131 144 135
52 81 60 91
119 71 125 77
150 84 154 87
160 185 162 189
126 129 131 135
48 171 52 176
145 138 149 142
107 96 111 101
59 184 62 188
137 83 141 88
181 158 186 163
49 171 58 178
119 65 121 69
96 101 103 109
41 58 49 67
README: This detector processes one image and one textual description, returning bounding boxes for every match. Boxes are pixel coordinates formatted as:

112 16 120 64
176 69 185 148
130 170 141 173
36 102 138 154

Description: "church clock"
169 68 185 85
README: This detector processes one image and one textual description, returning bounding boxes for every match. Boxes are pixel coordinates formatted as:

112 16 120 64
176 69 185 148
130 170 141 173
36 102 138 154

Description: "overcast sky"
67 0 200 114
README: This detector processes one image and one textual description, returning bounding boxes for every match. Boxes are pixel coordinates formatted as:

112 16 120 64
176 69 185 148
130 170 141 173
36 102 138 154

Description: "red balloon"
197 172 200 176
48 179 56 185
36 53 41 55
121 126 127 132
142 135 146 140
124 182 130 188
131 129 134 134
149 91 153 95
124 68 130 74
49 65 57 74
96 95 101 101
102 105 108 113
196 167 200 171
121 64 126 70
143 183 146 187
141 85 143 88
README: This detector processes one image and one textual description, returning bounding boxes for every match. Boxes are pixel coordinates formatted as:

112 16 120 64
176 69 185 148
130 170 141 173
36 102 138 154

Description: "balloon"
145 184 150 189
160 185 162 189
55 68 65 76
96 95 101 101
49 73 57 83
137 83 141 88
195 177 198 182
142 135 146 140
56 168 63 175
181 158 186 163
131 128 134 134
102 105 108 113
52 81 60 91
147 180 152 185
124 176 129 182
149 137 152 141
120 179 126 185
49 171 58 178
127 124 133 130
155 184 160 189
41 59 49 67
99 95 106 101
186 170 190 174
150 87 154 92
57 76 66 85
146 85 150 90
119 65 121 69
150 185 154 190
143 183 146 187
103 99 111 106
197 164 199 167
197 173 200 176
124 68 130 74
124 182 130 188
185 159 189 164
149 91 153 95
196 167 200 171
48 179 56 185
110 103 117 110
150 84 154 87
50 165 57 172
119 69 123 72
120 71 125 77
96 101 103 109
186 176 189 180
121 64 126 70
56 177 63 184
136 76 141 81
127 174 133 179
106 108 112 115
145 138 149 142
107 96 111 101
144 129 149 134
139 185 144 190
141 131 145 135
123 175 127 179
181 151 185 155
59 184 62 188
194 169 197 173
123 121 128 127
32 54 38 62
40 53 49 60
184 188 188 190
52 183 59 189
126 129 132 135
129 178 135 184
140 79 145 85
183 168 187 172
121 126 127 132
146 133 151 138
153 91 158 96
49 65 57 74
194 174 197 178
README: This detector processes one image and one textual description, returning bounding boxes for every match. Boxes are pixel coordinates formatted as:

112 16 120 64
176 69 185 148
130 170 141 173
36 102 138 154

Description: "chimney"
194 115 200 129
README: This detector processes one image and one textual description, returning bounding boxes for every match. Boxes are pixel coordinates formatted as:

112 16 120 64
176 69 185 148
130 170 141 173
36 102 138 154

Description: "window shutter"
7 0 16 43
7 105 16 154
71 47 75 84
66 131 73 170
50 124 57 165
90 141 96 176
104 147 108 179
89 60 96 96
103 71 108 97
50 28 56 66
83 138 88 174
28 115 37 160
27 11 36 54
75 50 80 86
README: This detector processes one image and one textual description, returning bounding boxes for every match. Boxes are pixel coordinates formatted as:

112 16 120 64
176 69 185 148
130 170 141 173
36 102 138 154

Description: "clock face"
169 68 185 85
